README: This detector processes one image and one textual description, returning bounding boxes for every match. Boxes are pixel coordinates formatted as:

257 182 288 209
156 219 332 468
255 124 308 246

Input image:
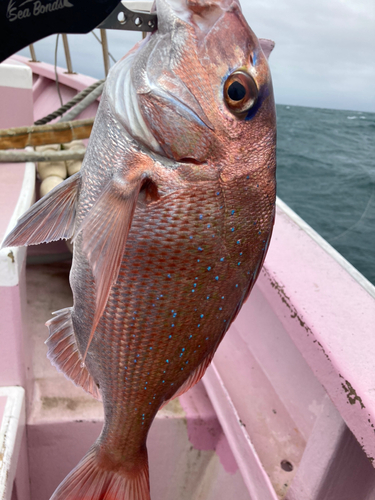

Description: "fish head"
107 0 276 170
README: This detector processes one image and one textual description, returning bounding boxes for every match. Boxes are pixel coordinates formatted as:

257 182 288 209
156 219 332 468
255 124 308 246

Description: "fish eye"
224 71 258 117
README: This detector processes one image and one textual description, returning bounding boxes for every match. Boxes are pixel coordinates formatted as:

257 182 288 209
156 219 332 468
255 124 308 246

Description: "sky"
18 0 375 112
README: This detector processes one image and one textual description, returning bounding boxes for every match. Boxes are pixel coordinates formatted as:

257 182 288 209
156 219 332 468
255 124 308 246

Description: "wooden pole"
0 118 94 150
0 149 85 163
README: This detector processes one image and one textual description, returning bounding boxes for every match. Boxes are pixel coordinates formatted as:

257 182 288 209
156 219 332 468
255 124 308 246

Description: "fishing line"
54 34 63 107
91 30 117 64
329 164 375 243
329 187 375 243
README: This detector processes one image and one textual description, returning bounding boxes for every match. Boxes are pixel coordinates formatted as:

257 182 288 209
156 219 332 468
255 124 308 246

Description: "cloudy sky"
19 0 375 112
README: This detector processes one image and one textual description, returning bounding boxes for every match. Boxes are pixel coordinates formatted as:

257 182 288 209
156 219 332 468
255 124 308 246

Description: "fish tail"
50 444 150 500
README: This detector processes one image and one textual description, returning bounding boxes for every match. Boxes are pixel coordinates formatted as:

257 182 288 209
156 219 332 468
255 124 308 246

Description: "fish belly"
69 169 275 464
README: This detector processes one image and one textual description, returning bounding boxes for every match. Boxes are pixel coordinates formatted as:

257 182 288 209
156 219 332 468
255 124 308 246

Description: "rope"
59 82 105 122
34 79 105 126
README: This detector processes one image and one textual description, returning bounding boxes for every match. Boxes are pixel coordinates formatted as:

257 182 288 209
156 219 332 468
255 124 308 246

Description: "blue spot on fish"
207 224 211 228
215 276 219 281
198 247 203 251
231 227 235 232
166 359 169 363
199 214 203 219
207 267 211 271
200 314 204 318
231 210 235 215
220 257 224 262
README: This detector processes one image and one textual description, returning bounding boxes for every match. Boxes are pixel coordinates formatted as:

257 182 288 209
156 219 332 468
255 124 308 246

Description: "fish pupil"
228 81 246 101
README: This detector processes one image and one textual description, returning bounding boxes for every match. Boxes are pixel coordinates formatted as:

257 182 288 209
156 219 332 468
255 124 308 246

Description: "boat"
1 9 375 500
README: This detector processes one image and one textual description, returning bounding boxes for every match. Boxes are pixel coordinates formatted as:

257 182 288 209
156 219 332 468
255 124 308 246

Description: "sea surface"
19 36 375 286
276 105 375 285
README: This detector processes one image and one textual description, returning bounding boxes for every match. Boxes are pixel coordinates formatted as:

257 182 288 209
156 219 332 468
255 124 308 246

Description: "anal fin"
1 172 80 248
45 308 101 400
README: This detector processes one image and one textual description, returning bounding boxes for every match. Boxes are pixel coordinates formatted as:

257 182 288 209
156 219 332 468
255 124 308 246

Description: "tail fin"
50 446 150 500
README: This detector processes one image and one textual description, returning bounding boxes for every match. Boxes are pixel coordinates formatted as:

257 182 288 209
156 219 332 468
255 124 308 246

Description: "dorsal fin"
259 38 275 60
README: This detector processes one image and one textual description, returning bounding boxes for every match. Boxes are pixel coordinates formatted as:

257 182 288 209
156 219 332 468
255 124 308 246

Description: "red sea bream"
2 0 276 498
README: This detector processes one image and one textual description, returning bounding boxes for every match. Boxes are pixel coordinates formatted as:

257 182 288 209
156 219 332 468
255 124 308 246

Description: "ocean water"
276 105 375 285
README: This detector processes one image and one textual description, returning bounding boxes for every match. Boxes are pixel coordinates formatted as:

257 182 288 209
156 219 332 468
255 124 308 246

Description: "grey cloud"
241 0 375 111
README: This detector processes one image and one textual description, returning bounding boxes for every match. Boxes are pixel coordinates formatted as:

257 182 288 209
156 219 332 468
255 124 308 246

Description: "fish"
2 0 276 498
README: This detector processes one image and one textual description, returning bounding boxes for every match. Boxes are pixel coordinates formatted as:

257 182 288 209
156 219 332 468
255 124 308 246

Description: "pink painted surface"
0 395 6 423
27 396 248 500
204 363 279 500
215 432 239 475
179 382 238 474
286 396 375 500
179 382 222 450
0 86 34 128
0 164 26 243
258 203 375 463
12 55 96 94
0 265 30 387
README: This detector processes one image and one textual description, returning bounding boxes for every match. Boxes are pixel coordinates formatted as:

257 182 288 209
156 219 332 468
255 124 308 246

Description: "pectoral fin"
1 172 80 248
75 173 146 360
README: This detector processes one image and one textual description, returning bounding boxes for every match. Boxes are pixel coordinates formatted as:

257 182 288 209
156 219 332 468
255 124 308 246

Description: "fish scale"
83 169 274 461
2 0 277 497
